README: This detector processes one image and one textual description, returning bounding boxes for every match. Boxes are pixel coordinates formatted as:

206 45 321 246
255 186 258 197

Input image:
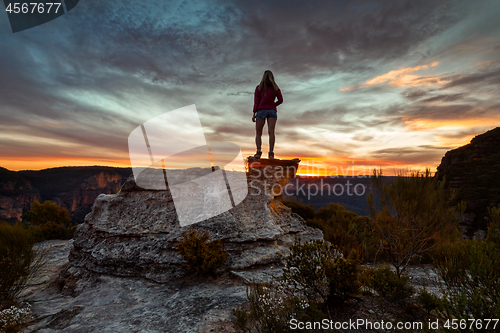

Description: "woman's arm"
275 89 283 107
253 86 261 113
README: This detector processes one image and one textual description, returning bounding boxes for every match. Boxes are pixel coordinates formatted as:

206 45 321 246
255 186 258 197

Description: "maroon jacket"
253 85 283 113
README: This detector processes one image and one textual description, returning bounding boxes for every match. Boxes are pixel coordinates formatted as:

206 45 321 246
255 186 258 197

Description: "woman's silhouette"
252 70 283 159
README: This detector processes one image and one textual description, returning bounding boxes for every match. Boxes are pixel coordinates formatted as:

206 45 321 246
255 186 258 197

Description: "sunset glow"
1 0 499 175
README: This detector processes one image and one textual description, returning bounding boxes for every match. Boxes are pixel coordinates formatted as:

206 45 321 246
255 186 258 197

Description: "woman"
252 70 283 159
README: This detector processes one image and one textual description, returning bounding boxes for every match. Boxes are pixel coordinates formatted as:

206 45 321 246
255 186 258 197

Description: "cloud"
0 0 497 172
402 89 431 101
441 67 500 89
340 62 441 91
435 127 491 141
368 146 447 165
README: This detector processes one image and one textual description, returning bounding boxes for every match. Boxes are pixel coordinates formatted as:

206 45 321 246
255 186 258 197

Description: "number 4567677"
444 319 498 330
6 3 62 14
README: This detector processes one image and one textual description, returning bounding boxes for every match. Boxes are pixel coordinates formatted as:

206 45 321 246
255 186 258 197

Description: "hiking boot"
253 151 262 159
268 152 275 159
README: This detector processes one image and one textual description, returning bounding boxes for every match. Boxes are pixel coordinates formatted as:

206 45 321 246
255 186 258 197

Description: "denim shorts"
255 109 277 120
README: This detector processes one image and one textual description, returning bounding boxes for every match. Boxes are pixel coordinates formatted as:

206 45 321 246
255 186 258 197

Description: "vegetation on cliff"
233 239 362 332
276 168 499 333
176 229 227 276
368 169 462 277
18 166 131 201
0 166 132 224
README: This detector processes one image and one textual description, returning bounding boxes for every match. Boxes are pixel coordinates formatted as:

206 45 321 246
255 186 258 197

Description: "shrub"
326 250 362 306
0 304 32 333
417 288 441 314
233 240 361 332
22 200 70 226
232 306 250 332
233 281 322 333
308 213 378 262
363 264 415 301
282 239 334 303
486 206 500 245
176 230 226 275
246 282 309 333
432 238 500 324
282 239 360 307
284 201 378 262
22 200 75 241
0 222 45 303
281 200 314 220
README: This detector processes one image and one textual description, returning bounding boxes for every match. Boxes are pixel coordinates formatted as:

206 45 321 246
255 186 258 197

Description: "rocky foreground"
24 158 323 332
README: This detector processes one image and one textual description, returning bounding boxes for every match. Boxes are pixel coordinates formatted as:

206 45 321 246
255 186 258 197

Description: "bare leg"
255 119 265 151
267 118 277 152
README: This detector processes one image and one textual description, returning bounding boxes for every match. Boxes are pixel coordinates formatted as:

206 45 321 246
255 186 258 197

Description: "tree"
22 201 74 240
367 169 461 277
22 200 71 226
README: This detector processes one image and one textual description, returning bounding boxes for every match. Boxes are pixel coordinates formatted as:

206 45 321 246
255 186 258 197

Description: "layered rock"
436 127 500 231
67 158 322 283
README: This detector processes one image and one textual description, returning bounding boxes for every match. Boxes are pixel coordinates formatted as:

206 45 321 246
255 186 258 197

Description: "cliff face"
48 171 129 223
0 166 131 223
66 158 322 283
436 127 500 230
0 167 39 222
17 166 132 223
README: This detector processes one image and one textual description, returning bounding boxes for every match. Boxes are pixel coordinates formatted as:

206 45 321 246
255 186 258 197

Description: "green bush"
281 200 315 220
282 239 334 303
283 201 378 262
417 288 441 314
176 230 226 276
246 282 311 333
232 306 250 332
22 200 75 241
0 222 45 303
282 239 360 307
432 237 500 326
486 206 500 245
233 281 323 333
363 264 415 301
233 240 361 332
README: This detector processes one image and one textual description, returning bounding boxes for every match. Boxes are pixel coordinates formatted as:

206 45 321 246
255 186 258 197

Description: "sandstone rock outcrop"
436 127 500 231
66 158 323 283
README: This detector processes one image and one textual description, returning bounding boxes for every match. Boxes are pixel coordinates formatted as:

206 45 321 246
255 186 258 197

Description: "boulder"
66 158 323 283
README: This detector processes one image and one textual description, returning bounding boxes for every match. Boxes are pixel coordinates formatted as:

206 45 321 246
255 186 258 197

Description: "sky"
1 0 500 176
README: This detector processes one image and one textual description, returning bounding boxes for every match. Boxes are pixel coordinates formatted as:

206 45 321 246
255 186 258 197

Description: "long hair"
258 70 279 96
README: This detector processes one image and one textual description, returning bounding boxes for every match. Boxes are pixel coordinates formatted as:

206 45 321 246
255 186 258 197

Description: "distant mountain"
0 166 131 223
281 176 390 216
436 127 500 231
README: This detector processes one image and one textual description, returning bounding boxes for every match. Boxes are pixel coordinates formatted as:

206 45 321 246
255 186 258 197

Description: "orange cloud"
402 118 500 131
340 62 442 91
